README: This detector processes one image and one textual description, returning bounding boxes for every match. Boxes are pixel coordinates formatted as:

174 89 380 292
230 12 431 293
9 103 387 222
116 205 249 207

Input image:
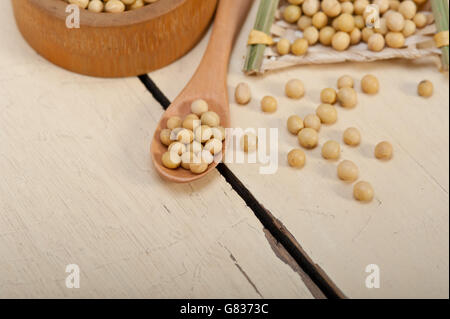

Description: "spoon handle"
187 0 254 94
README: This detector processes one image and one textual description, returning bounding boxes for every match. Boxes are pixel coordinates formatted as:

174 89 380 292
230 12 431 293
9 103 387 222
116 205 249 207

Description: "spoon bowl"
151 97 230 183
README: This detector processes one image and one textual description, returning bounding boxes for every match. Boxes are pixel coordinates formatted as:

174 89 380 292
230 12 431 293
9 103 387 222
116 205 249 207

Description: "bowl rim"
30 0 188 27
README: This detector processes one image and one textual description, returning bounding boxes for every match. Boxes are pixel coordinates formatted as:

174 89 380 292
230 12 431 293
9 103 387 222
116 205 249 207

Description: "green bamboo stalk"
431 0 449 71
243 0 280 75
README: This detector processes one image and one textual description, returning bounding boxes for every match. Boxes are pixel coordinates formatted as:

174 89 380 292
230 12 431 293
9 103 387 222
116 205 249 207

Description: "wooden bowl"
11 0 217 77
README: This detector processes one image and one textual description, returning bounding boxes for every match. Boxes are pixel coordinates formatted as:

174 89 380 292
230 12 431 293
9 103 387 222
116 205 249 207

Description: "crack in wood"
228 252 264 299
217 241 264 298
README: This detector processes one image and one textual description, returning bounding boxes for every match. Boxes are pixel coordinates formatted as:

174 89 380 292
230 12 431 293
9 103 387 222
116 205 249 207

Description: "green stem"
431 0 449 71
243 0 279 75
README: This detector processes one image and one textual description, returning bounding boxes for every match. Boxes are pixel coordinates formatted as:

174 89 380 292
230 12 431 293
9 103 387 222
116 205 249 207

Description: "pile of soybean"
277 0 432 56
64 0 159 13
159 100 225 175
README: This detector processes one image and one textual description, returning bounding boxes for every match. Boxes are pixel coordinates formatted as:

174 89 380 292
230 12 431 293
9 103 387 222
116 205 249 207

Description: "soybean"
235 83 252 105
337 87 358 108
320 88 337 104
285 79 305 99
361 74 380 94
374 141 393 160
353 181 374 202
316 103 338 124
261 96 278 113
343 127 361 146
287 115 305 135
288 149 306 168
298 128 319 149
303 114 322 131
417 80 433 97
322 140 341 159
337 160 359 182
162 151 181 169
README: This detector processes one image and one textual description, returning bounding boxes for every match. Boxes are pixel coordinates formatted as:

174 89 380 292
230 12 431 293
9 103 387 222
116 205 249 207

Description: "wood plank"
149 2 449 298
0 0 315 299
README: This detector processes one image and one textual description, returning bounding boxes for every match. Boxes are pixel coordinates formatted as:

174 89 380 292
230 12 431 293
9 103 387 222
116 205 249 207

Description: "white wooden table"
0 0 448 298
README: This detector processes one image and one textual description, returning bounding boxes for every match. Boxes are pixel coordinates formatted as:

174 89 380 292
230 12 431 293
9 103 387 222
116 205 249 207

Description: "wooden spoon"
151 0 254 183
